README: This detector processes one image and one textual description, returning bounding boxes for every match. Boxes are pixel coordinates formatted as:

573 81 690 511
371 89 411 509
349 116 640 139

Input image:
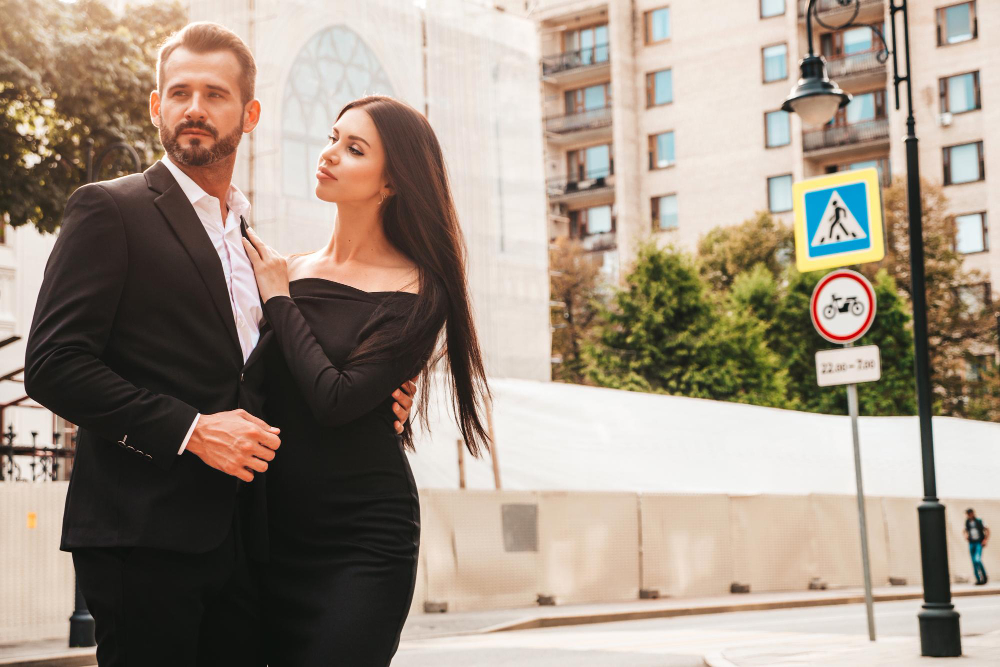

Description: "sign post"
811 269 879 641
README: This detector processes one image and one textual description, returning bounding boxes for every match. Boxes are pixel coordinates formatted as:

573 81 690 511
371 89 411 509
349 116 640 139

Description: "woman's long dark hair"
339 95 491 457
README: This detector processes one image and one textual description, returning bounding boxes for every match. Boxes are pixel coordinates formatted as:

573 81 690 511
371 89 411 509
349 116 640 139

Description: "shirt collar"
161 155 251 220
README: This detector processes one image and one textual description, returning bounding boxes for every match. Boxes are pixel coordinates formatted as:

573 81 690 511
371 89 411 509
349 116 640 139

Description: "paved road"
393 596 1000 666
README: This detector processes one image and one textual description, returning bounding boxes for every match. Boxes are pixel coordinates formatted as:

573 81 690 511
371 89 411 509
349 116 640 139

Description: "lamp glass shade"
789 94 843 127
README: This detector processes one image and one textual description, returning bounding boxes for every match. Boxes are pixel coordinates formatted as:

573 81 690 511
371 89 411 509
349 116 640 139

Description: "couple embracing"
25 21 490 667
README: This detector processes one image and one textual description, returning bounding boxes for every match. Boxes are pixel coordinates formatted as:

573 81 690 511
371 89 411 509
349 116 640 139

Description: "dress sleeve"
262 295 423 428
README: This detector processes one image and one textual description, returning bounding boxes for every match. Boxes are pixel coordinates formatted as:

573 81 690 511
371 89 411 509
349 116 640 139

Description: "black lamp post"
783 0 961 658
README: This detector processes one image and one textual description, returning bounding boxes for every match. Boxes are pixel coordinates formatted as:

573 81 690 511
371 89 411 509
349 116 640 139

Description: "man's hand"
185 409 281 482
392 377 417 434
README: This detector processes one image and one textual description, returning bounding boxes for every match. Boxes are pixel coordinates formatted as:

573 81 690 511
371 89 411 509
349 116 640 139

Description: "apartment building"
509 0 997 300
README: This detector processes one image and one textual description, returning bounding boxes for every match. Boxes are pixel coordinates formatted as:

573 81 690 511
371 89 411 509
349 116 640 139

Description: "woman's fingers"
241 238 261 264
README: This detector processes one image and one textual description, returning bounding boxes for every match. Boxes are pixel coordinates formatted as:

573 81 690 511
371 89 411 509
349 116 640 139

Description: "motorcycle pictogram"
822 293 865 320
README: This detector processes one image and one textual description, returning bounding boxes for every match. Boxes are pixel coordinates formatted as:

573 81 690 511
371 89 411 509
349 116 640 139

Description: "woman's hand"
242 227 290 302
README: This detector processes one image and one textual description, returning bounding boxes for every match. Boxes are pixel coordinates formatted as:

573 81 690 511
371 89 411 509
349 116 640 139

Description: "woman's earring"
379 191 388 204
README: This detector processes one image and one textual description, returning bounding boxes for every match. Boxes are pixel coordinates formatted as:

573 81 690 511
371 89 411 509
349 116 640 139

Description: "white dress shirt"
161 157 262 454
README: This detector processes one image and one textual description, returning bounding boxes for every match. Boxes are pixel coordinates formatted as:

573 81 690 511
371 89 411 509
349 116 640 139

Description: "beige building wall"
525 0 997 299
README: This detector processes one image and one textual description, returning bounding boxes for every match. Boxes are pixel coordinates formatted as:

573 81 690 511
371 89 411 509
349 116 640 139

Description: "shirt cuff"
178 414 200 454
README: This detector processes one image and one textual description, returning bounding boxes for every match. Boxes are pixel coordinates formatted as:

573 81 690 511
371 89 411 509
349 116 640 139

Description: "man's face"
151 47 251 167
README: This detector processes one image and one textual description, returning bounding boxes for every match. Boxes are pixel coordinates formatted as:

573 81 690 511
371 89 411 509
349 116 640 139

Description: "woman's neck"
321 202 394 265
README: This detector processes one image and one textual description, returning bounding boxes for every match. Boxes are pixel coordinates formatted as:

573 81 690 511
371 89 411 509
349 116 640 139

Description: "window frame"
645 68 674 108
644 6 671 45
651 193 679 231
764 110 791 148
761 42 789 83
564 82 612 114
943 141 985 185
936 1 978 47
566 143 614 181
954 211 989 254
648 131 676 170
767 173 794 213
760 0 785 19
939 70 982 115
561 22 610 53
569 204 616 239
828 88 887 127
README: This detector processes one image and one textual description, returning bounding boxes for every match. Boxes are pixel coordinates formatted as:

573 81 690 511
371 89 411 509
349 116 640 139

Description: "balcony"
544 106 613 145
580 231 616 253
803 118 889 153
825 50 887 82
799 0 885 20
547 171 615 206
541 45 611 86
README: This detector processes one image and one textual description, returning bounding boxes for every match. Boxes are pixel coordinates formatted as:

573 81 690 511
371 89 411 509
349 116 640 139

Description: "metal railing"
546 170 614 198
803 117 889 152
799 0 884 17
825 49 887 79
541 45 611 76
545 106 613 134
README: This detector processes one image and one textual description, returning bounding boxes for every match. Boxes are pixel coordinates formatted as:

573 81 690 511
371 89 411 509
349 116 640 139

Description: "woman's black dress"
256 278 425 666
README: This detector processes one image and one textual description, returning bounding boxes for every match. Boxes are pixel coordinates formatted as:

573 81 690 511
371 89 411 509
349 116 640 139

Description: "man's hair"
157 22 256 105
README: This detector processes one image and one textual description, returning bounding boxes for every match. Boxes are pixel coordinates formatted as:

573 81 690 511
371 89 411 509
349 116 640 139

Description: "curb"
483 587 1000 633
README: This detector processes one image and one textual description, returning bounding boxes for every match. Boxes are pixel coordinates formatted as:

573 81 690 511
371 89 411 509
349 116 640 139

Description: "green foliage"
1 0 186 232
549 238 604 384
698 211 793 291
585 243 787 406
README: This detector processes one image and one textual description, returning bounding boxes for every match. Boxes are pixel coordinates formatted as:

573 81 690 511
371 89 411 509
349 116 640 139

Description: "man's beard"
160 116 243 167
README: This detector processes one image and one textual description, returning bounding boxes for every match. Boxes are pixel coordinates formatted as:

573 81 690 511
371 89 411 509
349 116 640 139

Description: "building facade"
513 0 997 301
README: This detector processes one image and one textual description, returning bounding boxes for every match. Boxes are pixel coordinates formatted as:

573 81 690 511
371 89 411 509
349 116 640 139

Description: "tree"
549 238 603 383
861 180 996 417
697 211 793 291
585 243 787 406
1 0 186 232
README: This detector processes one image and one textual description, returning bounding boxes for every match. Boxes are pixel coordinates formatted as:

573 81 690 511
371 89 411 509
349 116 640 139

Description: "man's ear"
243 99 261 133
150 91 161 128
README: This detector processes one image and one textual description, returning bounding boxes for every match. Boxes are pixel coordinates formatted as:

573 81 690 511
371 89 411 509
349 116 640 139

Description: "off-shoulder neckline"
288 277 418 298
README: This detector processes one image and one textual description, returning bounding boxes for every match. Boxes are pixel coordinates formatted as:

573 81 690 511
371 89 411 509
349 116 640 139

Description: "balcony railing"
803 118 889 152
799 0 884 17
825 50 887 79
541 45 611 76
547 170 614 198
545 106 613 134
580 231 616 252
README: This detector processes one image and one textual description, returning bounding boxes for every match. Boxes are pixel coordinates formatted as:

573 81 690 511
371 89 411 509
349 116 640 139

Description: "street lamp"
784 0 962 658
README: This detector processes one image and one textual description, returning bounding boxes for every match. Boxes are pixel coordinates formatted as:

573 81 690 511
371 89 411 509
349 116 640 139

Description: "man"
25 22 414 665
964 508 989 585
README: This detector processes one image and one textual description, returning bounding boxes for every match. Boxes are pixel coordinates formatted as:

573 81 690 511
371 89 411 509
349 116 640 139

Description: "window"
825 157 891 186
652 194 678 230
943 141 985 185
762 44 788 82
940 71 981 114
828 89 886 126
570 205 614 238
282 27 394 198
955 212 988 254
645 7 671 44
768 174 793 213
761 0 785 18
564 24 609 63
957 283 991 314
567 144 613 181
765 110 791 147
936 2 977 46
648 131 676 169
822 25 876 57
565 83 611 113
646 69 673 107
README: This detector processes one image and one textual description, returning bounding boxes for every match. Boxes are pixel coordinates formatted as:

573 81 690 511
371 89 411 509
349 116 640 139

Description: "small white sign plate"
815 345 882 387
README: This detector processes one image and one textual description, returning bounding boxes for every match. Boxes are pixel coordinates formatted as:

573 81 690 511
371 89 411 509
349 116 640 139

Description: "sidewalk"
3 584 998 666
707 629 1000 666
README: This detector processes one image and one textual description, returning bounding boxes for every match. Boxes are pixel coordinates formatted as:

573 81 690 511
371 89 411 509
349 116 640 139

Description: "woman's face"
315 108 389 204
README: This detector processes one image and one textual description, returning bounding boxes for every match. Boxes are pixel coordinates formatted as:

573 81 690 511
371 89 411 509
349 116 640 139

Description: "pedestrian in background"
964 508 989 585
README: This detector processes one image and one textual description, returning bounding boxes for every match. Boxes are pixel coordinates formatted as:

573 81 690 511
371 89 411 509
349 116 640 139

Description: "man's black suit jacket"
25 160 268 555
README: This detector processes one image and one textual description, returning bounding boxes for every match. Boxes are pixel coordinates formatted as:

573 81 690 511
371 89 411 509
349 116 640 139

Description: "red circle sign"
810 269 877 344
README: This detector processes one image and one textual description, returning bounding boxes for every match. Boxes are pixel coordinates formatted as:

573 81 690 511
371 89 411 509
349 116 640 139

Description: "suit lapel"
146 162 242 358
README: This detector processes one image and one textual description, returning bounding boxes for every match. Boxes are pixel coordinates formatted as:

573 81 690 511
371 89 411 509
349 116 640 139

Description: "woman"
241 95 491 665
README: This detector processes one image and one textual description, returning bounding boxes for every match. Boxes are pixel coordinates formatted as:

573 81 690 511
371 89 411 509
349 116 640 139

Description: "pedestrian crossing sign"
792 168 885 272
